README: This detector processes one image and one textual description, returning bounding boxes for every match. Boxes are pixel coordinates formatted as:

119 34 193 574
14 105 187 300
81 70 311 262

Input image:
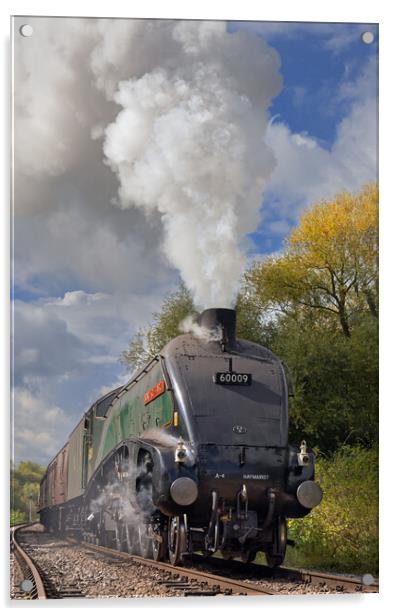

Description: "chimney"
197 308 237 350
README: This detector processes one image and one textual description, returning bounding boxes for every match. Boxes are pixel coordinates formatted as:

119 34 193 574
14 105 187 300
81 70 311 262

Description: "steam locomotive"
39 308 322 566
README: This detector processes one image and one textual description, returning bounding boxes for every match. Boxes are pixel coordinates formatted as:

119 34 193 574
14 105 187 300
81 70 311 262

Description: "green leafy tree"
10 510 26 525
121 281 270 373
240 184 378 453
235 286 271 346
269 312 378 452
10 461 46 523
121 283 197 371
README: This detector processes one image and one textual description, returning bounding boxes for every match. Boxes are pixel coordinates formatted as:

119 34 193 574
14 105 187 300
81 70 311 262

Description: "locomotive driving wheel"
168 515 187 565
151 516 167 561
265 517 287 567
241 548 257 564
131 517 167 560
151 529 167 561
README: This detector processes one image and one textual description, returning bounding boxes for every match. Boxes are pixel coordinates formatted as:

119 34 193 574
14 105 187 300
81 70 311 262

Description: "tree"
10 461 46 523
246 184 378 337
121 281 269 373
119 182 379 454
270 312 378 452
235 286 271 346
121 283 197 371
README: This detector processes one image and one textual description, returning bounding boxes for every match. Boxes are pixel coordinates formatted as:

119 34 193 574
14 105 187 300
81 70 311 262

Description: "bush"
284 446 378 575
10 510 26 525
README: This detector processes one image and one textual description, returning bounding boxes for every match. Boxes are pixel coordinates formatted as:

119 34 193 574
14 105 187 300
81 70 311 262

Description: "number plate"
214 372 252 385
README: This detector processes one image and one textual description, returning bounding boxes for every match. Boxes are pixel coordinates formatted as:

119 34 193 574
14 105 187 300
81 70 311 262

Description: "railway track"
11 524 86 599
11 524 378 599
11 524 47 599
78 540 276 595
184 553 379 594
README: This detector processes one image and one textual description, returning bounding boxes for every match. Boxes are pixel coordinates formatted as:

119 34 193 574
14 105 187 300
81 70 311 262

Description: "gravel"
10 551 25 599
12 525 346 599
181 558 344 595
13 528 199 598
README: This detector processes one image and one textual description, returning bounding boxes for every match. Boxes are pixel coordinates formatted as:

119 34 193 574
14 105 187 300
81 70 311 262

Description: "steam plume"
88 458 155 554
179 314 222 343
102 21 282 308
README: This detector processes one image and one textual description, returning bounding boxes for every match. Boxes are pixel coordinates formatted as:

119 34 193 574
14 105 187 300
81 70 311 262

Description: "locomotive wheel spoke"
168 516 186 565
152 524 167 562
265 517 287 568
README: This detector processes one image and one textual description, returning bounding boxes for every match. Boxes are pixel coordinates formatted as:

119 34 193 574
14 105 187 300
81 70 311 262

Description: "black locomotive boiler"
39 308 322 567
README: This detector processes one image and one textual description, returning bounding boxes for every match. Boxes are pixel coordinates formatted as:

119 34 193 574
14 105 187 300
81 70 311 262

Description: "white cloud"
95 375 128 400
13 289 164 388
14 195 173 297
41 289 163 353
262 59 377 225
13 300 87 386
14 18 98 178
13 16 174 299
12 288 168 463
49 290 108 307
12 387 74 465
336 55 378 105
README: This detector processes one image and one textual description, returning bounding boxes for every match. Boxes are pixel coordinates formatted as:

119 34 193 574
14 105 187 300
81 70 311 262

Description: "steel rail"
186 553 379 594
78 540 276 595
79 540 379 595
11 524 47 600
14 525 378 597
280 566 379 593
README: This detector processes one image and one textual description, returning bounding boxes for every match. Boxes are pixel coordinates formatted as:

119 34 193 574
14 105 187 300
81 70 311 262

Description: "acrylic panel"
11 16 379 600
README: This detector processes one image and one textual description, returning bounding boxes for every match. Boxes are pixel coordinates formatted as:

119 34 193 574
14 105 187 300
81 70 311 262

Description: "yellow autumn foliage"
290 183 378 275
246 183 378 336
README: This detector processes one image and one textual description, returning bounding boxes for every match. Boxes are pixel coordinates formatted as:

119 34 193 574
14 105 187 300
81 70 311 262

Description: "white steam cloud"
142 428 196 466
88 457 155 554
179 314 222 343
102 21 282 308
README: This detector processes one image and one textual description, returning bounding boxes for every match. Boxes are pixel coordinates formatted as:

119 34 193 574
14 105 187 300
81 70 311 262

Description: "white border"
0 0 384 21
1 1 392 614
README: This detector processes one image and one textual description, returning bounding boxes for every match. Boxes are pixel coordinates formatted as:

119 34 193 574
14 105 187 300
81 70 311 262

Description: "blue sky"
264 26 378 139
241 21 379 254
12 18 378 464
